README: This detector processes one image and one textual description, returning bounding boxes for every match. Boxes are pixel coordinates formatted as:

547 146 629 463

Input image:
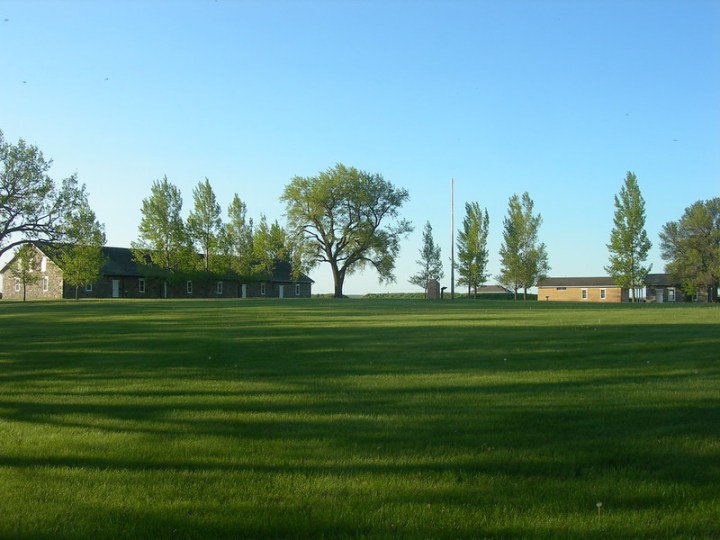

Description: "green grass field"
1 299 718 539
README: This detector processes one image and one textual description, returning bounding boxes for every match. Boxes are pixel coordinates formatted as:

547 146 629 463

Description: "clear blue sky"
2 0 718 295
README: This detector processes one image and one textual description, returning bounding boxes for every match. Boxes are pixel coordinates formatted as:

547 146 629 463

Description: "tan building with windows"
537 274 688 303
537 277 627 302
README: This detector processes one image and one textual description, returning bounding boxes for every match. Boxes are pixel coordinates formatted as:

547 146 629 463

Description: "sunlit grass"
1 299 719 538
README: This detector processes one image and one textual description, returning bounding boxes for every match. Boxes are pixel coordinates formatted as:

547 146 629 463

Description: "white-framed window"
295 284 301 296
581 288 588 300
85 284 93 292
186 281 193 295
216 281 223 295
14 278 20 293
260 283 266 296
40 256 47 272
42 276 49 292
600 288 606 300
138 278 146 294
668 288 675 302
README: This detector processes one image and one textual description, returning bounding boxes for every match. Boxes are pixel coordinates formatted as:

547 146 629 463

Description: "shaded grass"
0 299 719 538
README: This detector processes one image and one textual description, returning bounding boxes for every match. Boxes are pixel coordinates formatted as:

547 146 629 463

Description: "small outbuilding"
425 279 441 300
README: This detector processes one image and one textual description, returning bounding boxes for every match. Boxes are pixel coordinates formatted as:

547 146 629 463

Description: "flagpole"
451 177 455 300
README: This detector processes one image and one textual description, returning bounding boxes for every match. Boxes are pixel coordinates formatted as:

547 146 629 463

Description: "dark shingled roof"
100 246 145 277
269 260 314 283
32 243 313 283
645 273 680 286
539 274 680 288
538 277 617 287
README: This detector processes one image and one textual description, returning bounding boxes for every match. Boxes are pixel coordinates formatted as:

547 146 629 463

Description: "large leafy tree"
659 198 720 302
10 243 42 301
219 193 254 276
132 176 193 274
498 192 549 300
281 163 412 298
605 172 652 301
0 130 89 258
187 178 222 272
409 221 444 291
57 191 107 299
456 202 490 298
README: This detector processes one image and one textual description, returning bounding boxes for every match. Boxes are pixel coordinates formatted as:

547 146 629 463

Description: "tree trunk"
331 264 345 298
333 280 344 298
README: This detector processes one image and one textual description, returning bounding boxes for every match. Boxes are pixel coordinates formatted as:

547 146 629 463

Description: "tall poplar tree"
409 221 444 291
498 192 549 300
605 172 652 301
220 193 254 276
187 178 222 272
132 176 192 275
456 202 489 298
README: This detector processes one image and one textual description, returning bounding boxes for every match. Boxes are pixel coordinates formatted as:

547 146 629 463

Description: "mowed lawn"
0 299 718 539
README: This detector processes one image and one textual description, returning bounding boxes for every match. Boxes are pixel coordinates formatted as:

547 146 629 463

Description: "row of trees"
2 127 717 301
131 176 299 280
411 171 718 302
136 163 414 299
132 166 717 301
410 192 549 299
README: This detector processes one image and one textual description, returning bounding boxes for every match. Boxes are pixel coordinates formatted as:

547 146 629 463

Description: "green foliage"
456 202 490 297
251 215 291 276
57 189 107 298
0 130 91 258
498 192 549 299
132 178 308 288
250 216 312 283
132 176 194 274
186 178 222 272
219 194 254 276
0 300 718 538
409 221 444 290
660 198 720 302
8 243 41 301
606 172 652 300
282 163 413 298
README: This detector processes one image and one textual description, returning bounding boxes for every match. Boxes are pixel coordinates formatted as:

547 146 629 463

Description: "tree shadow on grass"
1 301 718 538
